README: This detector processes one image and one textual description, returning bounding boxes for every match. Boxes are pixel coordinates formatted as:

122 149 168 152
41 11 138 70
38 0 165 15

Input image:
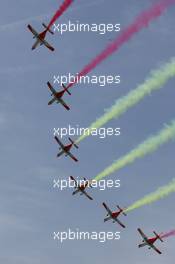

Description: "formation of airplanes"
27 20 168 257
27 24 72 112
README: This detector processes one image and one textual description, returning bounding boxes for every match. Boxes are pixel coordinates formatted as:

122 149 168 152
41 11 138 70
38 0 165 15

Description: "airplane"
102 202 127 228
138 228 163 255
47 82 71 110
27 23 54 51
70 176 93 200
54 136 78 162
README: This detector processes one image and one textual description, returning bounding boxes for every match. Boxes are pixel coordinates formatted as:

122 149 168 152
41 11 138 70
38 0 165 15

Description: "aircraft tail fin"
42 23 54 34
62 83 71 95
69 138 79 149
153 231 163 242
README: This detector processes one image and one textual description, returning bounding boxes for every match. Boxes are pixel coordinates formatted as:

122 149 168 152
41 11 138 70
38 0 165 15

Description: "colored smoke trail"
94 120 175 181
48 0 74 29
67 0 175 89
161 230 175 239
76 58 175 143
125 179 175 212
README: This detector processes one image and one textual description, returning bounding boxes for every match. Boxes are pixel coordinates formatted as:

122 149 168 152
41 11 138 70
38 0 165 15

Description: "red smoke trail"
48 0 74 29
67 0 175 89
161 230 175 239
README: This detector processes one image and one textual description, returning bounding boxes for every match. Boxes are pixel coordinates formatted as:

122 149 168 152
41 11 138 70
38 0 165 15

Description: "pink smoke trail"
67 0 175 89
48 0 74 29
161 230 175 239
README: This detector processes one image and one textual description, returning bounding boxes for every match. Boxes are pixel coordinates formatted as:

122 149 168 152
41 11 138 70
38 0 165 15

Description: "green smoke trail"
94 120 175 181
125 178 175 212
76 58 175 144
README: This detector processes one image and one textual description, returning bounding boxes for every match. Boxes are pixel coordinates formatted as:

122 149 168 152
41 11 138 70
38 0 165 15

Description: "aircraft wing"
70 176 78 187
48 98 56 105
59 98 70 111
138 228 148 241
67 151 78 162
47 82 57 94
32 39 40 50
151 244 162 255
72 189 80 195
42 39 54 51
57 150 64 158
54 136 65 149
27 24 38 37
102 203 113 216
115 218 125 228
82 190 93 200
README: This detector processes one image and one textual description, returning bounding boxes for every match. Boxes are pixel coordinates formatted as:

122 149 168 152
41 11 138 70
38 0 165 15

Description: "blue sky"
0 0 175 263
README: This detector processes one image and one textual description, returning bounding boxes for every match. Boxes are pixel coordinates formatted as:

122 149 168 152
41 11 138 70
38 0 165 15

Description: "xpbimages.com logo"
53 178 121 191
53 21 121 35
53 126 121 139
53 229 121 243
53 74 121 87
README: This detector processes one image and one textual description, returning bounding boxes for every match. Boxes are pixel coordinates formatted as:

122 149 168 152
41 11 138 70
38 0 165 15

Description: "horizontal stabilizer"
153 231 163 242
62 83 71 95
117 205 127 216
42 23 54 34
69 138 78 149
